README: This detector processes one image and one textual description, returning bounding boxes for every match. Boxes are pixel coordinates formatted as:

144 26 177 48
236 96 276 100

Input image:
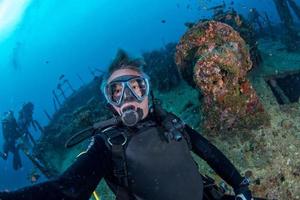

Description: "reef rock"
175 20 269 133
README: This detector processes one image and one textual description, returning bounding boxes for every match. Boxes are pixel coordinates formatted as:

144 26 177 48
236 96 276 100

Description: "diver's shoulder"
101 125 119 133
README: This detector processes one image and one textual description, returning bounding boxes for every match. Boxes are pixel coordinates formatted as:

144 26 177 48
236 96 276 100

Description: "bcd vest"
100 112 204 200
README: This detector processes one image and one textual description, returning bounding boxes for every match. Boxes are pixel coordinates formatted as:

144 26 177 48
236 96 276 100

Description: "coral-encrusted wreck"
33 76 111 175
175 21 269 133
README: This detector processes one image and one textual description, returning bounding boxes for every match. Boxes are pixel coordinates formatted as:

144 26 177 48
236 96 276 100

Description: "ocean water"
0 0 299 198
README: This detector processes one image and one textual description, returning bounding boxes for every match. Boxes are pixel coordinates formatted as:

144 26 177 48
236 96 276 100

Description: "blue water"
0 0 298 191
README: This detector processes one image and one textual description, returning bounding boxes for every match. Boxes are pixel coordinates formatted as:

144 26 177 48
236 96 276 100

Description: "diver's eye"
114 89 122 96
130 81 142 95
111 83 123 99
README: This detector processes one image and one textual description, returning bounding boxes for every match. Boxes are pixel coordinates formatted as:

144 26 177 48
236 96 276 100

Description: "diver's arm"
184 125 243 189
0 181 70 200
0 134 110 200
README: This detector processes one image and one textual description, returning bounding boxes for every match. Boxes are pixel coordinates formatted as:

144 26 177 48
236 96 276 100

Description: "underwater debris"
273 0 300 51
263 12 276 40
266 71 300 104
142 43 181 91
88 66 105 78
248 8 264 36
207 3 226 12
34 76 111 173
287 0 300 20
52 75 76 111
267 78 291 105
175 20 269 133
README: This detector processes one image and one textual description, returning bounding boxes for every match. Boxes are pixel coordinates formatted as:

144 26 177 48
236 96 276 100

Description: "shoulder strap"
100 126 134 200
101 127 130 187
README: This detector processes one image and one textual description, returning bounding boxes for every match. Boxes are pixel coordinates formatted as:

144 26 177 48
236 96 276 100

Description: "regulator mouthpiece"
121 107 143 127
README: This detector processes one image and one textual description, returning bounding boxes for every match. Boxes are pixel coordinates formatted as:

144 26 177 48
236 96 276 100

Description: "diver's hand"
234 177 253 200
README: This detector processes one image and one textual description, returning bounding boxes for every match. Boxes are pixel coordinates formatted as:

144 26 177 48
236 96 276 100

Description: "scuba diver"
17 102 44 148
0 51 254 200
0 111 23 170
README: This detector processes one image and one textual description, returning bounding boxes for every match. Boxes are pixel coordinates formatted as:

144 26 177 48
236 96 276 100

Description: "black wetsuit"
1 117 22 170
0 113 243 200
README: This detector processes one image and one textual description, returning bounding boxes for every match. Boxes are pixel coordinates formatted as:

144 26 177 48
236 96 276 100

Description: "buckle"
239 177 250 187
107 134 127 146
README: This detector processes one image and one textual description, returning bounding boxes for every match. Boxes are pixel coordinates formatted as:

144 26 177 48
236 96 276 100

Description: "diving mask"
103 74 150 107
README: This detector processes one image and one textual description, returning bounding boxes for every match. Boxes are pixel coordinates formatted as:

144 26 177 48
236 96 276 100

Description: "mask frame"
103 74 150 107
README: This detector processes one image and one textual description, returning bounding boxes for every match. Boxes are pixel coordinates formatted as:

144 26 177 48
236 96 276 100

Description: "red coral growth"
175 21 269 133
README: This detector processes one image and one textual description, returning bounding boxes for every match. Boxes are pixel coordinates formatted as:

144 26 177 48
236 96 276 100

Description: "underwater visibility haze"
0 0 300 199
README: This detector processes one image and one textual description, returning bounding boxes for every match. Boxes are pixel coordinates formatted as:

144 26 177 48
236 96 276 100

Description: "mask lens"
128 78 148 99
104 75 149 106
106 82 124 105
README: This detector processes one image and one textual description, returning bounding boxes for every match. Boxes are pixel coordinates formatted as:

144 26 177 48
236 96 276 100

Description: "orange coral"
176 21 268 133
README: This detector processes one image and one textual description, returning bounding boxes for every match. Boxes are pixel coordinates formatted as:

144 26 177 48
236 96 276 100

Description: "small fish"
59 74 65 80
184 22 195 28
161 19 166 24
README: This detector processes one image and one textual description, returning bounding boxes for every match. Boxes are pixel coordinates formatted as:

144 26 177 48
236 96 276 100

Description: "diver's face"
107 68 149 119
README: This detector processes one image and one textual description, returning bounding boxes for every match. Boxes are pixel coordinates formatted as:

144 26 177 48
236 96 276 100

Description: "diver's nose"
123 87 135 102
